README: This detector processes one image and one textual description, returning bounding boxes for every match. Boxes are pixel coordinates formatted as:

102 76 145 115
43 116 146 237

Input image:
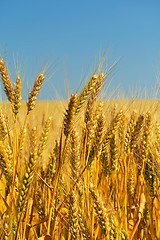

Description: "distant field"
1 99 160 139
2 98 160 124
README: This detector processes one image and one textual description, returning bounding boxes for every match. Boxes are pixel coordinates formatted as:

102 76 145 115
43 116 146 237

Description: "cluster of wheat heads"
0 58 160 240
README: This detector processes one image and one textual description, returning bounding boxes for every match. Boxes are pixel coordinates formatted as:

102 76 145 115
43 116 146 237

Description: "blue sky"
0 1 160 99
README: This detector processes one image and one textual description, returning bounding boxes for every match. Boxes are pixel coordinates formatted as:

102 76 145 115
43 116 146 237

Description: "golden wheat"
0 58 160 239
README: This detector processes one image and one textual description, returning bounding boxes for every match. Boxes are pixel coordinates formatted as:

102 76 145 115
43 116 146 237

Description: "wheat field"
0 58 160 239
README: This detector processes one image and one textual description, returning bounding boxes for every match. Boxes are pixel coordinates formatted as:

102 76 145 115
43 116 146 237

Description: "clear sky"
0 0 160 100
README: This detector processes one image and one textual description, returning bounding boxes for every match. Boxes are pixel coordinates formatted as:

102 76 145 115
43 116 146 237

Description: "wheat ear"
85 73 104 123
13 75 22 117
75 74 98 114
0 59 14 104
139 112 152 175
16 152 37 214
27 73 45 113
68 191 79 239
78 209 90 239
0 108 8 140
37 117 51 157
63 94 77 137
89 183 108 237
0 141 13 197
124 111 137 154
102 110 123 153
130 114 144 151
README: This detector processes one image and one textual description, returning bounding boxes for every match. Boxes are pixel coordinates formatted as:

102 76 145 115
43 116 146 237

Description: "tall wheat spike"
78 209 90 239
139 112 152 176
75 74 98 114
37 117 51 157
16 151 38 215
13 75 22 117
110 134 118 173
27 73 45 113
144 150 156 198
0 59 14 104
124 111 137 154
89 183 108 237
0 107 8 140
70 130 81 180
85 73 104 123
101 110 123 153
130 114 144 151
0 141 12 196
68 191 79 239
63 94 77 137
127 154 137 200
87 113 104 167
